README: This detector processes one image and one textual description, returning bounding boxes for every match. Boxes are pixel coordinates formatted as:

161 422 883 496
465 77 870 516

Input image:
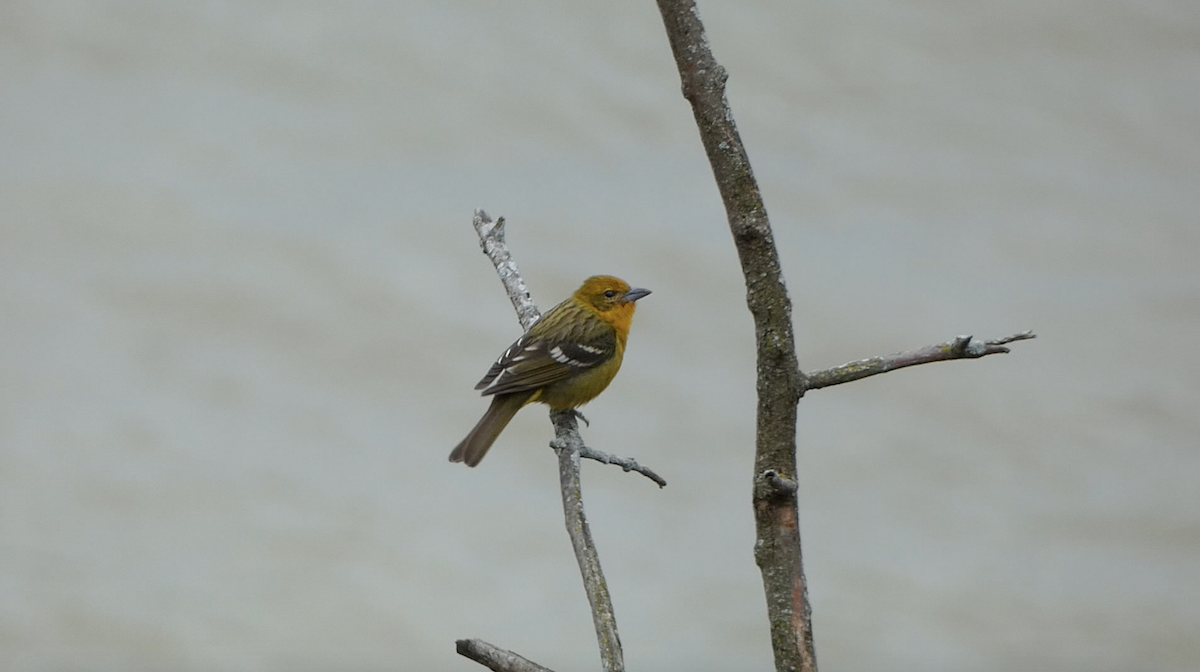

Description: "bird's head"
575 275 652 312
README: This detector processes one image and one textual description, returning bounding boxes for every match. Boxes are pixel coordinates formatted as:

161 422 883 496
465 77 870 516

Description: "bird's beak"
624 287 652 302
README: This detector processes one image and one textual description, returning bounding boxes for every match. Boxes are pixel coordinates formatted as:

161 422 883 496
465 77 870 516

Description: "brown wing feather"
474 296 618 397
476 334 616 397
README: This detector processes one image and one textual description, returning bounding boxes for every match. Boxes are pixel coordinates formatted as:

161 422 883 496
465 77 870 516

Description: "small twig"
473 210 541 330
455 639 557 672
577 445 668 488
988 331 1038 348
803 331 1037 391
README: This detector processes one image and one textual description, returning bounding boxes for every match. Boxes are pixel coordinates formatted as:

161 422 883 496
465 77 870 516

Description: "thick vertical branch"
654 3 814 672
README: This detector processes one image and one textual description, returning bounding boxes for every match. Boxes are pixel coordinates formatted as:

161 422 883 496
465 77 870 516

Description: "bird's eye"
604 289 617 298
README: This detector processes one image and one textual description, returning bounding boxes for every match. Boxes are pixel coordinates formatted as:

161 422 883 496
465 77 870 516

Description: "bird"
449 275 651 467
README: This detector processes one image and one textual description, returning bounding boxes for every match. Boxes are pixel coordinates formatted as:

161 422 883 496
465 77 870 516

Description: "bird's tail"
449 393 531 467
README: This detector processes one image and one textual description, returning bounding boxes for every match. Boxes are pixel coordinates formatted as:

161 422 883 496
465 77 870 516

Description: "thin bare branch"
553 411 666 486
455 639 557 672
551 411 624 672
578 444 667 488
472 209 541 330
803 331 1037 391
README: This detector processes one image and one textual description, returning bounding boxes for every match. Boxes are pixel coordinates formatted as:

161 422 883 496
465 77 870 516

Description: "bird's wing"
475 333 615 396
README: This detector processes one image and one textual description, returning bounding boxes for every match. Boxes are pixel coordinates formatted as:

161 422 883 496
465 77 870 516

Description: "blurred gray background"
2 1 1197 671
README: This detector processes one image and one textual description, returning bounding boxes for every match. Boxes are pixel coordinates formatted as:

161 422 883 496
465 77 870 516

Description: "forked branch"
655 1 815 671
653 2 1033 672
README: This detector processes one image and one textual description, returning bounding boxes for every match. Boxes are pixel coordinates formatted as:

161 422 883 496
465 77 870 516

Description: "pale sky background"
2 1 1198 671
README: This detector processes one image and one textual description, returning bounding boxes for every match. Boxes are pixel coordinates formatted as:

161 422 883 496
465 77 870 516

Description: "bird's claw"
567 409 590 427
